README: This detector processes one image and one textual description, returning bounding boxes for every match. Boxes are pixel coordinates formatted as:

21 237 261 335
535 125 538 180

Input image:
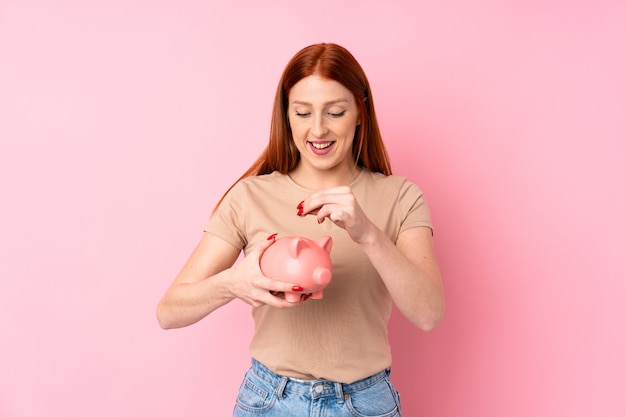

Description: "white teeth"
311 142 332 149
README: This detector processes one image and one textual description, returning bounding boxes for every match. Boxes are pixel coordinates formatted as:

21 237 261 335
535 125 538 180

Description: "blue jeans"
232 358 402 417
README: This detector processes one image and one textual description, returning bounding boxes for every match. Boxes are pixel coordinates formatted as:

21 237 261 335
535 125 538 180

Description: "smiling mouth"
310 141 333 150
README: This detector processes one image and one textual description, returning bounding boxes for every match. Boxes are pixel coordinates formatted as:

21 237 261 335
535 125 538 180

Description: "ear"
288 237 307 258
315 236 333 254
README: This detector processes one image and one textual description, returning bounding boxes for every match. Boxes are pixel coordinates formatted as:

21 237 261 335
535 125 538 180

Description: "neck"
289 164 361 190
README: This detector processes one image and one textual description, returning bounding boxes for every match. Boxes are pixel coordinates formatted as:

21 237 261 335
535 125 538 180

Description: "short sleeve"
204 182 248 250
397 180 433 235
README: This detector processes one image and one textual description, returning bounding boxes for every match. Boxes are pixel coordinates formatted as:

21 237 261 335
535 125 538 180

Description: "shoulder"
357 170 424 196
239 171 288 185
231 172 290 193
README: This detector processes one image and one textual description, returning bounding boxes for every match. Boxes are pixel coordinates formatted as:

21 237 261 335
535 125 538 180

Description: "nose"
311 114 328 138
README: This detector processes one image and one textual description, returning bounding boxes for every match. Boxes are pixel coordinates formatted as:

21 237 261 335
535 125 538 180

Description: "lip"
308 141 335 156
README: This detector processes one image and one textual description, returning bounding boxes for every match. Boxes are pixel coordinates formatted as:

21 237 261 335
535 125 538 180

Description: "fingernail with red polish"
267 233 278 240
297 200 304 209
292 285 304 292
297 207 304 216
303 294 312 301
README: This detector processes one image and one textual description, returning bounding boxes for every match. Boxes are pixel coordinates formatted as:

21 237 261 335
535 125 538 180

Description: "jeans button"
314 384 323 393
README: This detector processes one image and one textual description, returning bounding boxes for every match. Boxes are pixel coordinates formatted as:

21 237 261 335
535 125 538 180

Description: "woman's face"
287 75 360 176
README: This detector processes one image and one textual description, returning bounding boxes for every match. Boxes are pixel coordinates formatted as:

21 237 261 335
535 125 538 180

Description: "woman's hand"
157 233 303 329
298 186 375 244
229 236 306 308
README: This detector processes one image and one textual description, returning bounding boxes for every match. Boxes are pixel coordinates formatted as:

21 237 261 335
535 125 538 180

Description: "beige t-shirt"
206 170 432 383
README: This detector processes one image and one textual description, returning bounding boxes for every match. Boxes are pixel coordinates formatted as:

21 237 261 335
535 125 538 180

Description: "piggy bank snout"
314 267 332 286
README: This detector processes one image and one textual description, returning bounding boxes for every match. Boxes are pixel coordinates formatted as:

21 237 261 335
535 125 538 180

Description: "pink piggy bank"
260 235 333 302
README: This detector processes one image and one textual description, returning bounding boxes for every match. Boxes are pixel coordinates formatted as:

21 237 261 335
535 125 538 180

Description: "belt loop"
276 376 288 399
334 382 345 404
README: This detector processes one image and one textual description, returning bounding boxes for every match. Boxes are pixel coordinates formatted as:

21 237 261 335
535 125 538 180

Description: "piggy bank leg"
310 290 324 300
284 292 302 303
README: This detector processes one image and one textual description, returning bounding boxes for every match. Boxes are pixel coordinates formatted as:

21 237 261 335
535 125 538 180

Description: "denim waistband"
250 358 390 401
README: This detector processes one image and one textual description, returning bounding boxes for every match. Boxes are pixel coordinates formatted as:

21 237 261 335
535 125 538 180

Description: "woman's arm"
360 226 445 331
156 233 303 329
301 186 445 331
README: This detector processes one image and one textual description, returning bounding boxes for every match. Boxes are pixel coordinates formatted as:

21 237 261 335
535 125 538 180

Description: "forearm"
156 268 235 329
360 227 445 331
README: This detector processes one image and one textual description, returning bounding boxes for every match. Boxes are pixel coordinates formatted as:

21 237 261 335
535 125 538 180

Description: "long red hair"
214 43 392 212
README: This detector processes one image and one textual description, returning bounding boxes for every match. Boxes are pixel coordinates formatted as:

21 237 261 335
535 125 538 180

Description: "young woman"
157 43 445 417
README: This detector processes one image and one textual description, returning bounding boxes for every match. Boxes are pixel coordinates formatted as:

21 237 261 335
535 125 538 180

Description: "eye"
294 111 311 118
328 110 346 118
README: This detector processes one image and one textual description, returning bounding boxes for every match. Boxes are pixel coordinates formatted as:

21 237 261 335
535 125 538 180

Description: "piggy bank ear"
315 236 333 254
288 237 308 258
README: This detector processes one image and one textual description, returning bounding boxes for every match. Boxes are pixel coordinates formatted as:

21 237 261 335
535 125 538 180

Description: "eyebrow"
290 99 349 106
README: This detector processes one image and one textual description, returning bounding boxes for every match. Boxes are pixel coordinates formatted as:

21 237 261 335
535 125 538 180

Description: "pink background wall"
1 1 624 416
